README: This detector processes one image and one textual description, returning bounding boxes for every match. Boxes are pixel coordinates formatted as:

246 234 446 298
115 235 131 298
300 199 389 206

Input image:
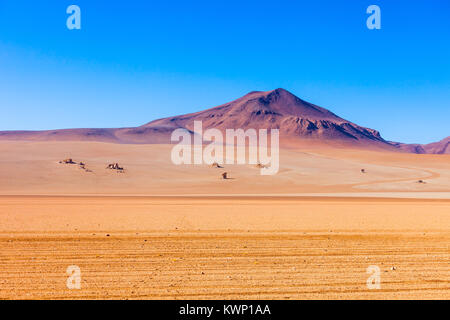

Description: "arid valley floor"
0 141 449 299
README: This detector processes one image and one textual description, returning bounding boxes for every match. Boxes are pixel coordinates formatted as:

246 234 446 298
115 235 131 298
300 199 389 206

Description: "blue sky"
0 0 449 144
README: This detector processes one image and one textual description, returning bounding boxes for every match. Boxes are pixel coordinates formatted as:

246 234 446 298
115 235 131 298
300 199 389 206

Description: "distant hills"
0 88 447 154
392 137 450 154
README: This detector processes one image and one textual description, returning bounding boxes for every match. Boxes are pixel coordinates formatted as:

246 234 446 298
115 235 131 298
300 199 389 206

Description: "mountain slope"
423 137 450 154
0 88 447 153
142 88 388 147
392 137 450 155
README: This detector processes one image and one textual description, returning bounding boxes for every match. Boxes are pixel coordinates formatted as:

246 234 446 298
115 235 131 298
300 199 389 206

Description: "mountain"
390 142 427 154
0 88 447 153
392 137 450 155
423 137 450 154
142 88 388 147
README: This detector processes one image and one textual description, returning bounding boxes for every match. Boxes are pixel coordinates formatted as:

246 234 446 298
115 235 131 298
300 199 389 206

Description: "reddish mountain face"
422 137 450 154
391 137 450 155
0 88 447 153
391 143 427 154
142 88 388 147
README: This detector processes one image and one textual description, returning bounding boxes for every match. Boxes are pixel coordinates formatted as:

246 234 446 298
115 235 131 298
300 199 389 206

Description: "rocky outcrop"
106 163 124 171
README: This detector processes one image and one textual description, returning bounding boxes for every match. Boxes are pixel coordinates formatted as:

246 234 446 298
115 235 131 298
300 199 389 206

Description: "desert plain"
0 141 449 299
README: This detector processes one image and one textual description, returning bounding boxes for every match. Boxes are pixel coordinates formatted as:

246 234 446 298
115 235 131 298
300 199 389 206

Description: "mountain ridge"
140 88 389 148
0 88 447 154
393 137 450 155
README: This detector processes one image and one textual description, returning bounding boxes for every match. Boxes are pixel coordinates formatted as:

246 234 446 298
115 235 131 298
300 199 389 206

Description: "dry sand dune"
0 140 449 299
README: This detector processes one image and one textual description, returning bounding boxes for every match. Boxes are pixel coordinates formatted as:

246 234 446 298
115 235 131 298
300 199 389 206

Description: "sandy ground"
0 141 449 195
0 142 449 299
0 196 449 300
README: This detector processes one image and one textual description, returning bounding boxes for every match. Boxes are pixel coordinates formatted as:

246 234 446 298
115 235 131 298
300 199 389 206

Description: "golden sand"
0 142 448 299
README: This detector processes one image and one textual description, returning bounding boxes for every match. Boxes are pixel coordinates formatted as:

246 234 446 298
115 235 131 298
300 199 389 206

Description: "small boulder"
62 158 75 164
106 163 124 171
211 162 223 168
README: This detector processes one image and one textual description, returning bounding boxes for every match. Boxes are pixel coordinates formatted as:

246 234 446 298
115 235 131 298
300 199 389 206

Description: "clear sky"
0 0 449 144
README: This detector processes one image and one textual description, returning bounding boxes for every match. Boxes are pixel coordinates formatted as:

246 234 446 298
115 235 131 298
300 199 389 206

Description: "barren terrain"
0 141 448 299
